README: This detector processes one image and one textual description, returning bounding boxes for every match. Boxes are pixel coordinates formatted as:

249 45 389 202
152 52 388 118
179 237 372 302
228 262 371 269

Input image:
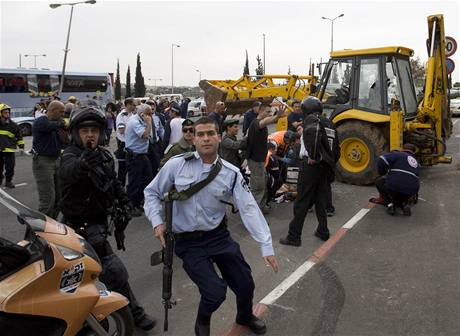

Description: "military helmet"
69 101 106 146
301 96 323 116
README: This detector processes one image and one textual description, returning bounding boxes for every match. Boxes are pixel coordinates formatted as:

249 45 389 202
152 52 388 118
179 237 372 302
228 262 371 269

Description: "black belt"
175 217 227 241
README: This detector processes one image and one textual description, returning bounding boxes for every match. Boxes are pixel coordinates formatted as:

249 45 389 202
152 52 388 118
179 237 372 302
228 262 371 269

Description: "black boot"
195 315 210 336
236 314 267 335
5 180 15 189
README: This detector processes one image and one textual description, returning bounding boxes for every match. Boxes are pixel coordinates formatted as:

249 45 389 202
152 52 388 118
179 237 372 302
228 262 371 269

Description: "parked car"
12 116 34 136
188 100 205 117
450 98 460 117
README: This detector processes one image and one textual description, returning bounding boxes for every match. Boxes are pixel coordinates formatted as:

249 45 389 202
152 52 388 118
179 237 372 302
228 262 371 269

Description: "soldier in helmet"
280 96 339 246
59 101 156 331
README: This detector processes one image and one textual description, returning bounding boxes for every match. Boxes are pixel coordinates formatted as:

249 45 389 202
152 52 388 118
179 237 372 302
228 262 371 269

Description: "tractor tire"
336 121 388 185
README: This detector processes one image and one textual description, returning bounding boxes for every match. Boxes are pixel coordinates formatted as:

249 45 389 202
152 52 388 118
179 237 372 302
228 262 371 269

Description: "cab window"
357 58 382 112
320 59 353 107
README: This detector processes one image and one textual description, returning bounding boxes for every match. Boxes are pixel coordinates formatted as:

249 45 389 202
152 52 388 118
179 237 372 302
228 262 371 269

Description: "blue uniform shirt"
125 114 149 154
144 152 275 257
378 151 420 195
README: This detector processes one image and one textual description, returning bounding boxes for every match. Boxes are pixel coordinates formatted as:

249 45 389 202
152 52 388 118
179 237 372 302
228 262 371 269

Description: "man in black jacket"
59 102 156 331
280 96 338 246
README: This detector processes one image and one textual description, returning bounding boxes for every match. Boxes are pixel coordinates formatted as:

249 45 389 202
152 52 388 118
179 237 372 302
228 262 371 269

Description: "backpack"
302 114 323 161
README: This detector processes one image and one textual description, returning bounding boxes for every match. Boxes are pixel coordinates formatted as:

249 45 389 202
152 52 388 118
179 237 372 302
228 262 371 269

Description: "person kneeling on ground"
374 143 420 216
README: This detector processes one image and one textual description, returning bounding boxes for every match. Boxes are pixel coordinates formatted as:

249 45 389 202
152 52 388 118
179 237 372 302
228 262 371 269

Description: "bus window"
50 75 60 93
27 74 39 96
63 75 107 92
0 74 27 93
37 75 51 93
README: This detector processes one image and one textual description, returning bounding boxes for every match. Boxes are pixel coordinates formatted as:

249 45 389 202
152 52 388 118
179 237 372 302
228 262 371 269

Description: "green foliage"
126 65 132 98
255 54 264 76
134 53 146 97
243 50 250 75
410 57 425 86
115 59 121 101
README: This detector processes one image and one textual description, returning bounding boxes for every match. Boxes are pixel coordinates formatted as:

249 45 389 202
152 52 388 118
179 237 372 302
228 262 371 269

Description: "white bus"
0 68 114 117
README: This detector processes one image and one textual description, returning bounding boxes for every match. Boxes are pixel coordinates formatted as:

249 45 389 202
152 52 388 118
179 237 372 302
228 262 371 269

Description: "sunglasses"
182 127 194 133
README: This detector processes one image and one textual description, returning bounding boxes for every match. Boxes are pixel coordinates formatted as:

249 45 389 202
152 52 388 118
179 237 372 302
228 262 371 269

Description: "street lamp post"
171 43 180 94
322 13 344 52
262 33 266 74
50 0 97 95
195 69 201 83
148 78 163 87
24 54 47 68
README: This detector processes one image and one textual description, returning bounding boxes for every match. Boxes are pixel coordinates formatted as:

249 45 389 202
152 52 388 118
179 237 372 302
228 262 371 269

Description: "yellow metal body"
199 74 317 116
331 46 414 58
404 14 452 165
390 111 404 151
332 109 390 125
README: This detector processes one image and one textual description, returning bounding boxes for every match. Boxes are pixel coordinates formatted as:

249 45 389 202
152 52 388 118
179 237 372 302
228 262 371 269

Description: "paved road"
1 120 459 335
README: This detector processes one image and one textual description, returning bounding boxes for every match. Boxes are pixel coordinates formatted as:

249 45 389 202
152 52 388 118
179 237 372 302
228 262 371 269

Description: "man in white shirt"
115 98 136 186
163 104 184 152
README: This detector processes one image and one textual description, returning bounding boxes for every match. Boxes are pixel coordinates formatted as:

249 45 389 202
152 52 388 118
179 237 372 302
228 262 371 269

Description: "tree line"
114 53 146 101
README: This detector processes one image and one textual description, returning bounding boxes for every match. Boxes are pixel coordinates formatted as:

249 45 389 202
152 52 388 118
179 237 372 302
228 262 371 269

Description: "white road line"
260 206 372 307
453 119 459 126
14 183 28 187
342 208 370 229
260 260 316 305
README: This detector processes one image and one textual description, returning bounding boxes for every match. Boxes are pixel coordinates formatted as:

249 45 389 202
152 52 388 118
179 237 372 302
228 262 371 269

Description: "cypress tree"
126 65 132 98
255 54 264 76
134 53 146 97
115 59 121 101
243 50 250 75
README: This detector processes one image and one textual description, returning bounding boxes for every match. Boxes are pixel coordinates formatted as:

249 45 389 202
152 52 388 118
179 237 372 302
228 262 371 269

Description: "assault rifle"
150 192 175 331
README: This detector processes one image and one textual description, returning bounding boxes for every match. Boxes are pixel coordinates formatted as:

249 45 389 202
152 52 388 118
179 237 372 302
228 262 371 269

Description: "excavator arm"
406 14 452 164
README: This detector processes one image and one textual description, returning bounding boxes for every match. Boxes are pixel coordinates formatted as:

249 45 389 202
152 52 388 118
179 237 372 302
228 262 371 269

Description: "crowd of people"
0 93 420 335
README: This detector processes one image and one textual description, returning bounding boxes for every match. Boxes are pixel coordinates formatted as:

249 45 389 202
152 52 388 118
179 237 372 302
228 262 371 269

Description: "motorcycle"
0 189 133 336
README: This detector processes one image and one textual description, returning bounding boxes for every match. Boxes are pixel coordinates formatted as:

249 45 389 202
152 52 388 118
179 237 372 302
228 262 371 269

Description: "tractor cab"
317 47 418 121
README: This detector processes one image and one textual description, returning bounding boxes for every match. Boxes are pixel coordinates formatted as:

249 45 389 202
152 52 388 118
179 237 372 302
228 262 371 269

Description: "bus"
0 68 114 117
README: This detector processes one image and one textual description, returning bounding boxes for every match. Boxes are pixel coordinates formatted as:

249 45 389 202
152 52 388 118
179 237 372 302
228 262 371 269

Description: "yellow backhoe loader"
200 14 452 185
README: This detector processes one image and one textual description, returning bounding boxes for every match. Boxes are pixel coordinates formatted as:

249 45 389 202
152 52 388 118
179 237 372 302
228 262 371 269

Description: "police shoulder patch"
407 155 418 168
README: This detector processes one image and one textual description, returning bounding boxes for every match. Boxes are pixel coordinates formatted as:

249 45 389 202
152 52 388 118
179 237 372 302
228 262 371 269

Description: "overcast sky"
1 0 459 86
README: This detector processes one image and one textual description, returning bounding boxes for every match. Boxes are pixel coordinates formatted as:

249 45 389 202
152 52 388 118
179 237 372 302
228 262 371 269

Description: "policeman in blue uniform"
375 143 420 216
144 117 279 336
125 103 154 216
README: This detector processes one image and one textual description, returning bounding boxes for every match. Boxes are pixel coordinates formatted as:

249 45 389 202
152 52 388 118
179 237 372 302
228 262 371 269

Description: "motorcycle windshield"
0 189 47 232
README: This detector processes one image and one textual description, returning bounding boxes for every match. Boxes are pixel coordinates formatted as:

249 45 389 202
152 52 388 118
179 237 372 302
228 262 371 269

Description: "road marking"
453 119 459 126
15 183 28 187
260 260 316 305
223 202 374 335
342 208 370 229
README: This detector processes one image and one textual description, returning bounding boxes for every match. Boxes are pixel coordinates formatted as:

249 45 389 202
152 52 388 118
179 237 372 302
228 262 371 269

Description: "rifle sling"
167 159 223 201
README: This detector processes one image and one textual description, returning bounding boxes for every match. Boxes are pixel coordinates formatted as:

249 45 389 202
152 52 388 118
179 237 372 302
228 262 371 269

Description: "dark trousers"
375 176 412 208
115 139 127 186
309 176 334 211
105 129 113 146
75 223 145 322
127 154 153 208
287 161 329 241
147 143 161 178
0 152 15 182
174 225 255 322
